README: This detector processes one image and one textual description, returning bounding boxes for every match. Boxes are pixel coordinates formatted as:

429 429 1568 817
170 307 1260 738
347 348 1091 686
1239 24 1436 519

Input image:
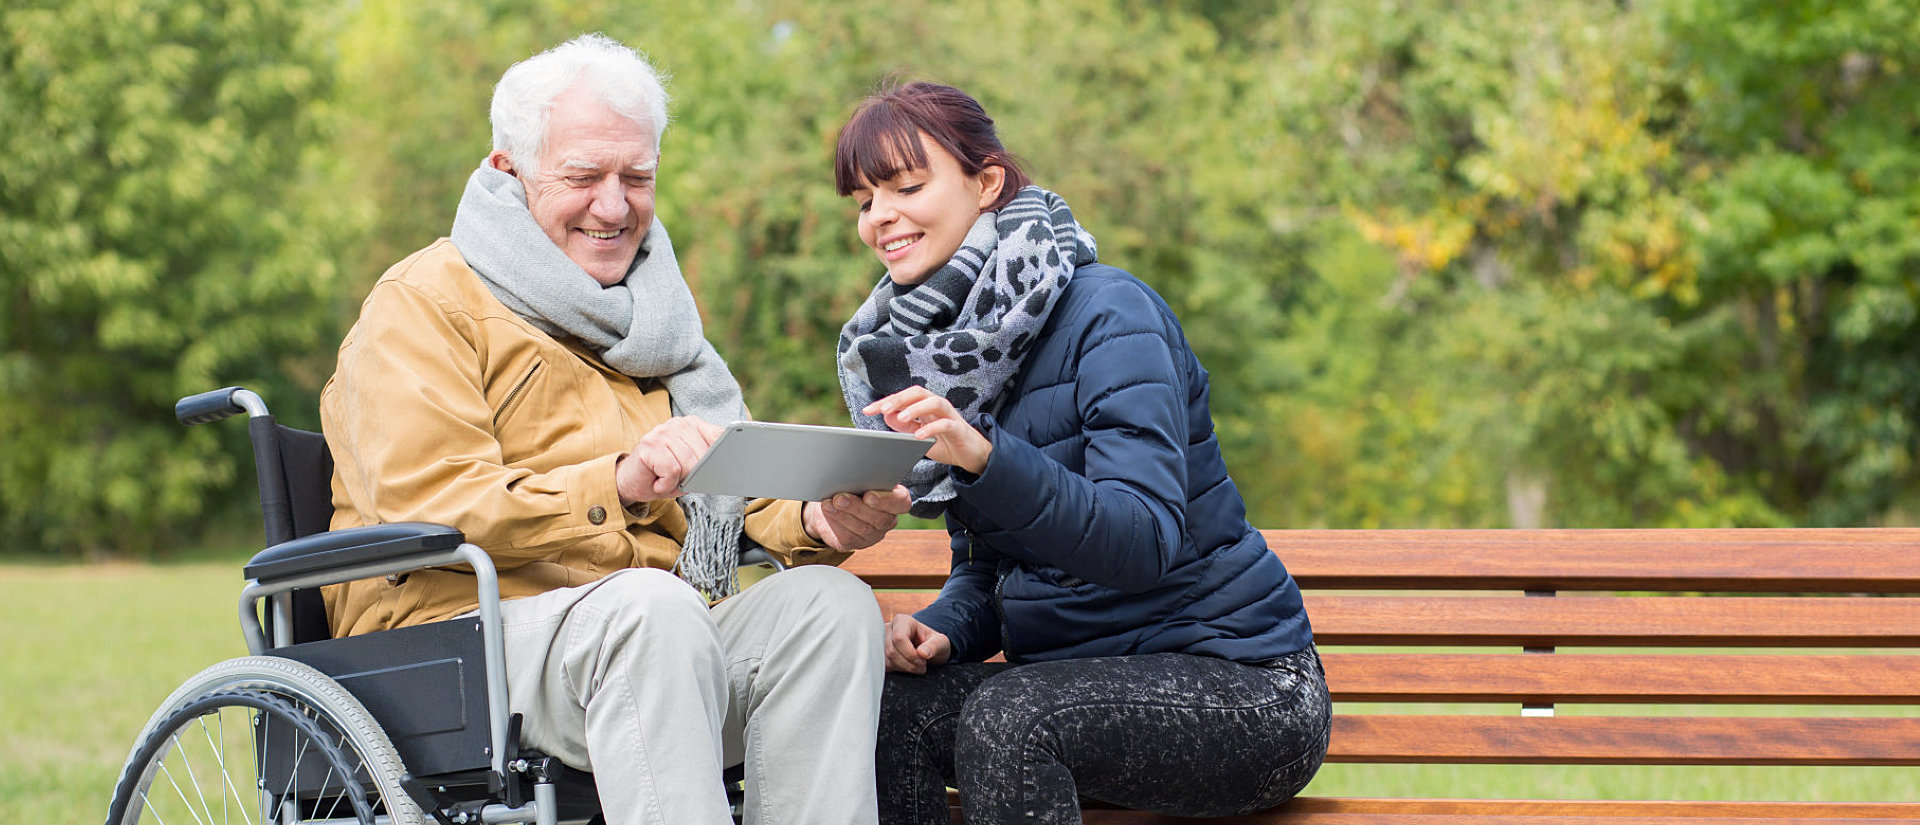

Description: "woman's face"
851 132 1004 287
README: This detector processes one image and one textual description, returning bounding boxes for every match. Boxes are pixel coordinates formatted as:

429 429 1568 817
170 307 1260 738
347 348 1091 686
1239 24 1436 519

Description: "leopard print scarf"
838 186 1097 517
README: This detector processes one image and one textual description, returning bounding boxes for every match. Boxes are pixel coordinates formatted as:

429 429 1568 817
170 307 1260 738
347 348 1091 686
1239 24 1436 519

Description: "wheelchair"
105 387 767 825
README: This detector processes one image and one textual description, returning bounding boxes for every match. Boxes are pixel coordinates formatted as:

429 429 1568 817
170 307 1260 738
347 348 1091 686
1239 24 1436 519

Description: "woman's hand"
615 416 722 504
883 614 953 674
864 386 991 475
803 486 912 550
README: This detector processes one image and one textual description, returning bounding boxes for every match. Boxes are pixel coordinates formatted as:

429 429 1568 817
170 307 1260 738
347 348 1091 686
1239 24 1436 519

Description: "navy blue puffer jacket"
915 263 1313 664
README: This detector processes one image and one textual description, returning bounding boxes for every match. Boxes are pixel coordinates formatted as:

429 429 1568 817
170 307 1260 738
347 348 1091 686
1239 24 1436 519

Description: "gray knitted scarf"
837 186 1097 518
451 164 748 599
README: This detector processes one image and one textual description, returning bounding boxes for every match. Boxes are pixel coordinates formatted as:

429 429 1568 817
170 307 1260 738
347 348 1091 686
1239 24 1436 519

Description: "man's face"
499 88 658 286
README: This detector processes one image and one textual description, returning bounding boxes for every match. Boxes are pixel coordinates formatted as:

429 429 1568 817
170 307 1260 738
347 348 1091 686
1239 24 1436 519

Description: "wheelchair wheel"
107 655 424 825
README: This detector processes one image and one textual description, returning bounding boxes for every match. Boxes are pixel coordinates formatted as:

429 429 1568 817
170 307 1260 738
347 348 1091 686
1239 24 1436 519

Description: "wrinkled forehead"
558 156 659 173
536 93 660 172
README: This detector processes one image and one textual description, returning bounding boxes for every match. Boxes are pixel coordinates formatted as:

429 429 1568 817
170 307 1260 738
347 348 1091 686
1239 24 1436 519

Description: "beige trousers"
495 564 883 825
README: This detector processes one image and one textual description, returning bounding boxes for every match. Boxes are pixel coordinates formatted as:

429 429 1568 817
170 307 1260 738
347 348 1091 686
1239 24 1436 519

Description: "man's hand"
883 614 953 674
802 485 911 550
615 416 723 504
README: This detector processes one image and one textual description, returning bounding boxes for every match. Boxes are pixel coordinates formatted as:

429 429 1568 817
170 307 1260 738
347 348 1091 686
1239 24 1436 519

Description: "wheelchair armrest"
245 522 466 585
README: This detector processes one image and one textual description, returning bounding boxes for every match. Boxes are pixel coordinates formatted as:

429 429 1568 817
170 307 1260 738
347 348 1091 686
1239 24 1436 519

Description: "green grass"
6 563 1917 822
1 561 247 822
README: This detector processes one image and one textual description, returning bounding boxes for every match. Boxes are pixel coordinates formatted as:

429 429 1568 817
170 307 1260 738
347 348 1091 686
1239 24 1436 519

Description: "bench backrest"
842 528 1920 770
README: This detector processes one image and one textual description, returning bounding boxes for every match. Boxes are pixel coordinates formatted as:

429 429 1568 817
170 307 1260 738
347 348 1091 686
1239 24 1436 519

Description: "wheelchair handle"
176 386 269 425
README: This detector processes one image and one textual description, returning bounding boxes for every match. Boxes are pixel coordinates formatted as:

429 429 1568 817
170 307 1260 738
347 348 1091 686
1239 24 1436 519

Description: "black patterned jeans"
875 647 1331 824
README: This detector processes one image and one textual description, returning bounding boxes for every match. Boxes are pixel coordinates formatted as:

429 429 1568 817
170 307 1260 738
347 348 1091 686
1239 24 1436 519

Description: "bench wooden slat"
1308 596 1920 647
843 529 1920 593
1260 798 1920 824
859 528 1920 823
1322 653 1920 704
876 592 1920 648
1276 797 1920 818
874 590 936 621
978 794 1920 823
1267 528 1920 593
1082 815 1920 825
1329 715 1920 765
1086 811 1917 824
841 530 953 588
856 533 1920 594
1073 797 1920 823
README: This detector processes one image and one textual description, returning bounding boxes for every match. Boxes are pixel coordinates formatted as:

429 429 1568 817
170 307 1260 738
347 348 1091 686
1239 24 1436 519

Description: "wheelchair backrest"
244 414 336 645
249 417 335 546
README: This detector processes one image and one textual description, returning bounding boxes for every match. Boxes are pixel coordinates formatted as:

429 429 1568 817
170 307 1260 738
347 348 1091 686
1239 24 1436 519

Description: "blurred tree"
334 0 1287 429
288 0 1920 533
1243 0 1918 527
331 0 866 423
1231 0 1727 527
0 0 364 557
13 0 1912 557
1664 0 1920 524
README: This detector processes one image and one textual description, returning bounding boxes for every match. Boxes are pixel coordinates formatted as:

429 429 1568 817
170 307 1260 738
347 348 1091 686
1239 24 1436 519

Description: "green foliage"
335 0 1294 428
1663 0 1920 523
7 0 1919 556
0 0 365 557
1237 0 1919 526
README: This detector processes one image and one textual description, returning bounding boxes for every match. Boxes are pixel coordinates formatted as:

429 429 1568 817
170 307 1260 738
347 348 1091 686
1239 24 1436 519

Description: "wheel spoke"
154 742 213 825
316 763 346 822
210 708 256 825
132 788 169 825
109 660 416 825
278 721 312 803
185 714 225 822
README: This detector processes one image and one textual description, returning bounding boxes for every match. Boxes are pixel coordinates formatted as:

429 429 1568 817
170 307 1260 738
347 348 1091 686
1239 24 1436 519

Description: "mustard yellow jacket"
321 239 834 637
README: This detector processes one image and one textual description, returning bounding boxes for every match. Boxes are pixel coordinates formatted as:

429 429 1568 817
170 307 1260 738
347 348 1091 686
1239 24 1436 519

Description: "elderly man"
320 34 905 825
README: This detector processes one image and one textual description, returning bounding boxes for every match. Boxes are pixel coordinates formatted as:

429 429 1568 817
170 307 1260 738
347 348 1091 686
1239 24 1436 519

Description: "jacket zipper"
493 362 542 427
951 515 1012 660
993 561 1013 661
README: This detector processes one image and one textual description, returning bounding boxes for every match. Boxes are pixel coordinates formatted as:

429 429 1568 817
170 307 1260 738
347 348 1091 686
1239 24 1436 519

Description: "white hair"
489 33 670 177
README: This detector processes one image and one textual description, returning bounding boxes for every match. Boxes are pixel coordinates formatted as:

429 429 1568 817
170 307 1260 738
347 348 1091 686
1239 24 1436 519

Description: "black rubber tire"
105 655 422 825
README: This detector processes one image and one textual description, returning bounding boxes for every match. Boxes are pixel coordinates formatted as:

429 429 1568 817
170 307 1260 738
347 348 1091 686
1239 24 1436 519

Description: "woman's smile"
880 233 923 259
853 132 1001 286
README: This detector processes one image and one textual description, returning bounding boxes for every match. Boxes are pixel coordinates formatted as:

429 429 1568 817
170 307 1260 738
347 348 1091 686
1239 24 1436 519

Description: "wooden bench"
839 528 1920 823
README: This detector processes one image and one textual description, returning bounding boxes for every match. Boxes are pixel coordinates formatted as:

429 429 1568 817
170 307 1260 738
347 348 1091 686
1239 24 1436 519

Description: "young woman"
833 81 1330 824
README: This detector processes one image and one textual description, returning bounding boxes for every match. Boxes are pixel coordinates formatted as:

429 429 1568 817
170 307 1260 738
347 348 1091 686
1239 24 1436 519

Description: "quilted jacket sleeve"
910 529 1004 662
949 277 1188 593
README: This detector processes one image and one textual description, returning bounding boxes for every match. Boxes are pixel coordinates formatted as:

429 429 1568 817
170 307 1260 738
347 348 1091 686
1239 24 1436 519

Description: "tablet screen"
680 422 932 501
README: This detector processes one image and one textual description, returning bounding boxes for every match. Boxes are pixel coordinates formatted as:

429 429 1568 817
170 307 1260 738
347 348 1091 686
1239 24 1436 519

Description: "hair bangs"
835 102 930 195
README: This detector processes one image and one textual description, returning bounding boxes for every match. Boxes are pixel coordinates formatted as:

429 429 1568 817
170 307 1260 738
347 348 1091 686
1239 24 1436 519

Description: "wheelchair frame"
106 387 586 825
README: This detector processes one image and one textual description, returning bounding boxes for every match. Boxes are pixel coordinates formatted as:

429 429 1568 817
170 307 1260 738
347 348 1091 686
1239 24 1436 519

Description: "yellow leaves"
1578 193 1702 303
1465 53 1671 214
1346 35 1701 305
1345 203 1477 277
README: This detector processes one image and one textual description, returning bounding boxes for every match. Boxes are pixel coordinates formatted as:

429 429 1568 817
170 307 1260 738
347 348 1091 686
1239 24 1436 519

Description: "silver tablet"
680 421 933 501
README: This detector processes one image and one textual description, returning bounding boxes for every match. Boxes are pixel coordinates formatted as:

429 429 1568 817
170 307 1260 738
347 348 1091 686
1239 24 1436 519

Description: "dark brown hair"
833 81 1031 212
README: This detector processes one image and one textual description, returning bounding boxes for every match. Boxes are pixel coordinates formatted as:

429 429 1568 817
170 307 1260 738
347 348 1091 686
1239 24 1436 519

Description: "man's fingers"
688 417 724 444
866 486 912 514
634 416 727 493
811 488 910 550
830 494 896 530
